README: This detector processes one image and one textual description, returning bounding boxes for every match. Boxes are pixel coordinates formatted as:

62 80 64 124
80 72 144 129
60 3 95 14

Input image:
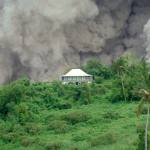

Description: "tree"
112 57 128 102
80 83 92 104
137 60 150 150
137 89 150 150
0 78 29 117
83 59 112 82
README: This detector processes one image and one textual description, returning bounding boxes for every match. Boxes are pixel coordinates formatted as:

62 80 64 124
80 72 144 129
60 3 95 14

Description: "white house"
61 69 93 84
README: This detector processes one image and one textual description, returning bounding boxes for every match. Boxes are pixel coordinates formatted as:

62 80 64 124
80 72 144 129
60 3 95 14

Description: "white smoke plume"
0 0 98 83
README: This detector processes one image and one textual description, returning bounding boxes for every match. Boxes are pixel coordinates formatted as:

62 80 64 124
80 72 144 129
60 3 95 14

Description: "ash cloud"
0 0 150 84
0 0 98 83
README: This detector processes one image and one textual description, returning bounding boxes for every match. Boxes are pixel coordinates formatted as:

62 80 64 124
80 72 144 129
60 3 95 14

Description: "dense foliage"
0 55 150 149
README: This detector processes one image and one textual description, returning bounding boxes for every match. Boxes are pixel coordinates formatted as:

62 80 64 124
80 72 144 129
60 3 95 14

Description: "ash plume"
0 0 98 83
0 0 150 84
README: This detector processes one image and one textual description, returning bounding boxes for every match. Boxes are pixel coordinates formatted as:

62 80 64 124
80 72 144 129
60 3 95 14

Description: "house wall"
62 76 92 83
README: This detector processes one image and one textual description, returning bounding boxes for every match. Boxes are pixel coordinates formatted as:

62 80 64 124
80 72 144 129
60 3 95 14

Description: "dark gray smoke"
0 0 150 83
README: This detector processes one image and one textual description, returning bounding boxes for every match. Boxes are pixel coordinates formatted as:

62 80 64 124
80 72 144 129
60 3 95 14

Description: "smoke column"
0 0 150 84
0 0 98 83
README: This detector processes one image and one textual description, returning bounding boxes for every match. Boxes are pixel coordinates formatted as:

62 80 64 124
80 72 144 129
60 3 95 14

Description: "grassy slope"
0 99 145 150
1 58 149 150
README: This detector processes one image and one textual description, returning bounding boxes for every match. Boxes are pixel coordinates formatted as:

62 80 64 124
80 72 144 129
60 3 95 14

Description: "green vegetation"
0 55 150 150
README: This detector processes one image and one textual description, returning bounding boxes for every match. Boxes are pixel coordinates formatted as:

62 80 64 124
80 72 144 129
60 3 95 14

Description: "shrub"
83 59 112 80
109 79 141 103
24 123 43 135
26 82 60 108
45 114 56 123
108 56 144 102
137 126 145 150
0 121 14 133
45 142 62 150
90 83 107 96
48 120 70 133
108 86 124 103
14 103 34 124
65 142 89 150
138 106 148 115
12 124 25 135
62 111 90 125
90 132 117 146
136 124 150 150
0 78 29 117
102 111 122 120
0 132 18 143
137 124 145 133
79 84 92 105
65 84 92 105
20 136 36 147
51 81 65 97
53 102 72 110
72 134 88 142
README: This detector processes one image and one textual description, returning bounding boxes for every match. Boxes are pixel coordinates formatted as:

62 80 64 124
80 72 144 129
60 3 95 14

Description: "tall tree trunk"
145 106 150 150
120 75 126 102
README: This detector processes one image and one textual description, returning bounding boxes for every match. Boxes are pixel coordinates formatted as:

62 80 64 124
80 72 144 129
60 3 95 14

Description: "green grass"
0 99 145 150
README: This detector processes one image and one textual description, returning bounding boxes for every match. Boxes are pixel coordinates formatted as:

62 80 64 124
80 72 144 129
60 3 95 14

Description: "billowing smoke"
0 0 98 83
0 0 150 84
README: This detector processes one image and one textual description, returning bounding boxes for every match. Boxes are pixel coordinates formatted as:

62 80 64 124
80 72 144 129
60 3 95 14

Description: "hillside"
0 56 149 150
0 96 142 150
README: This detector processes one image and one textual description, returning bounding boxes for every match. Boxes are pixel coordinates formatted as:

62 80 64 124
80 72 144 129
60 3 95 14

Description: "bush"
136 124 150 150
26 82 60 108
51 81 65 97
108 86 124 103
137 126 145 150
0 132 18 143
108 80 141 103
138 106 148 115
12 124 25 135
90 83 107 96
20 136 36 147
24 123 43 135
62 111 90 125
45 114 56 123
90 132 117 146
83 59 112 80
0 78 29 117
48 120 70 133
64 84 92 105
72 134 89 142
137 124 145 133
45 142 62 150
0 121 14 133
79 84 92 105
107 56 144 102
53 102 72 110
102 111 122 120
14 103 34 124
